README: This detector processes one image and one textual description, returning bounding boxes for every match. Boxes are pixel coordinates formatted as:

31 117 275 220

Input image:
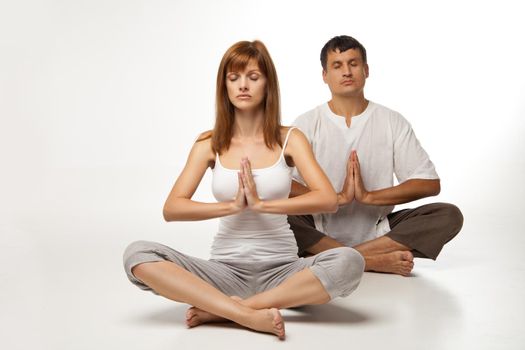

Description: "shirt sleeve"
391 113 439 183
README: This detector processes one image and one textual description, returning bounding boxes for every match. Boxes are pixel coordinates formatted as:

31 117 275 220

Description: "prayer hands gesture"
338 150 371 206
233 157 263 212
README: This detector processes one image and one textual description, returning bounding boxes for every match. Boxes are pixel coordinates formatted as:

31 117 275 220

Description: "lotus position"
123 40 365 339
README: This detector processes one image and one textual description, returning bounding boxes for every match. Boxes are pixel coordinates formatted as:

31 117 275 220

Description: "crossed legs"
309 236 414 276
124 242 363 338
290 203 463 277
185 266 331 328
132 261 292 338
132 260 330 339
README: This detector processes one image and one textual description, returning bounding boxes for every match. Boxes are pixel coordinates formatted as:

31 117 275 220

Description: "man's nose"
342 65 352 77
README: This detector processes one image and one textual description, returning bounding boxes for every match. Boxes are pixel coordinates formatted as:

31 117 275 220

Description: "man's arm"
356 178 440 206
352 150 440 206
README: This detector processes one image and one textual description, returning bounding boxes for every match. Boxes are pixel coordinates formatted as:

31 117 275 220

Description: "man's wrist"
359 191 375 205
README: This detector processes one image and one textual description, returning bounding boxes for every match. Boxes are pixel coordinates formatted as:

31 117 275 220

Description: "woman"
123 40 364 339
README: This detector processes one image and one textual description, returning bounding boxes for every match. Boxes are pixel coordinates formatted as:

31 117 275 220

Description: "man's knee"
438 203 464 235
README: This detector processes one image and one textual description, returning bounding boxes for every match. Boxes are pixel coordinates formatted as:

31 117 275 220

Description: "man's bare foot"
186 296 242 328
364 251 414 276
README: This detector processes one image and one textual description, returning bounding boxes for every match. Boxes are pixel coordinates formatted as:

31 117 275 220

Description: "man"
289 35 463 276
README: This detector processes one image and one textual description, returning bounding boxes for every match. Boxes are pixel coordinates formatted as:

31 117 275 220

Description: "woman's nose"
238 77 248 90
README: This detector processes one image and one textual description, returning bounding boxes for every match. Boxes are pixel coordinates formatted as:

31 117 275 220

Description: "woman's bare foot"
246 308 285 340
186 296 242 328
364 251 414 276
186 299 285 339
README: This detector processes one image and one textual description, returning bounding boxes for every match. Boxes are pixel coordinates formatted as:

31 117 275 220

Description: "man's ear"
365 63 370 78
322 69 328 84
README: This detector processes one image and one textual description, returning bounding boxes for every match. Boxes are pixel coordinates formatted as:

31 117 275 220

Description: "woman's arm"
244 129 337 215
163 136 245 221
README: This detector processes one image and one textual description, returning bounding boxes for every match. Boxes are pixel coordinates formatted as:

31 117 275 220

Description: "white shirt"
292 101 439 247
210 127 298 261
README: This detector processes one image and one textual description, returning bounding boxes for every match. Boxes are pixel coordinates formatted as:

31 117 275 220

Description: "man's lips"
341 80 354 85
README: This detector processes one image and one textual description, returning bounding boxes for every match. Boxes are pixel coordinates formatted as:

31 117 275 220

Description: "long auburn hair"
204 40 282 154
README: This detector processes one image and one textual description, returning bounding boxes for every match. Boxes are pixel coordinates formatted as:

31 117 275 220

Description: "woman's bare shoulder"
196 129 213 141
192 130 215 162
281 126 306 143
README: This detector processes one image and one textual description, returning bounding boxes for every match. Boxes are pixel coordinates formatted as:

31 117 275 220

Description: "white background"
1 1 524 349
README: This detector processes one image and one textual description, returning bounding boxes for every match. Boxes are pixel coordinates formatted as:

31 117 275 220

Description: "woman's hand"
240 157 264 211
231 172 247 212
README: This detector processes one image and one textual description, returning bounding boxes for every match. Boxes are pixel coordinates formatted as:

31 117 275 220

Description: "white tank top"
210 127 298 261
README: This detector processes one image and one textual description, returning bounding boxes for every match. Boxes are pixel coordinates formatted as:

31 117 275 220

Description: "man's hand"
352 150 372 204
337 152 355 206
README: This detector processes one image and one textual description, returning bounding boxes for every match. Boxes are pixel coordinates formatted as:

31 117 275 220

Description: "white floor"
1 169 524 350
2 1 524 349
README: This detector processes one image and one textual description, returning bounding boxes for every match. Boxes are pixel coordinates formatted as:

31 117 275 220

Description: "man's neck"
328 95 369 119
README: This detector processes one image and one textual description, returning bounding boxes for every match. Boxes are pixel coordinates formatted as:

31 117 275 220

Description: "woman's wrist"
228 201 244 214
251 200 265 213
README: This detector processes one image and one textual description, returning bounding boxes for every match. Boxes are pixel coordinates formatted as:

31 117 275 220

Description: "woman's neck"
232 108 265 139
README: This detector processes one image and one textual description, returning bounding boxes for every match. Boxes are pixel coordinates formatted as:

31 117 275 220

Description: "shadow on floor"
283 304 370 324
133 302 369 326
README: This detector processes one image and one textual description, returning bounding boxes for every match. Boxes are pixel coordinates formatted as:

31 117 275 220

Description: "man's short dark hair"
320 35 367 71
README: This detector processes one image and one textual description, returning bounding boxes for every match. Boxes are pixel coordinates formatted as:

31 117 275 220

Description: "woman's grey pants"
123 241 364 300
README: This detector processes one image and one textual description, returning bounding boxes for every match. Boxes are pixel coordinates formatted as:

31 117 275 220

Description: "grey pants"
289 202 463 260
123 241 364 300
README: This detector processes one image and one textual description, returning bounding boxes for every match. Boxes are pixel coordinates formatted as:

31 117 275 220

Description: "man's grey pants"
289 202 464 259
124 241 365 300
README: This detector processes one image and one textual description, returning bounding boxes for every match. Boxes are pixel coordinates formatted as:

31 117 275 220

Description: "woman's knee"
124 240 153 260
336 247 365 278
321 247 365 297
123 240 161 278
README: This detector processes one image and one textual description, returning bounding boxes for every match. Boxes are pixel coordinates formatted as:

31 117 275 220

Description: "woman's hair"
204 40 282 154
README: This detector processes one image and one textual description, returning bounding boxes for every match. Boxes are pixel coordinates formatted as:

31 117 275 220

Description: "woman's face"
226 60 267 112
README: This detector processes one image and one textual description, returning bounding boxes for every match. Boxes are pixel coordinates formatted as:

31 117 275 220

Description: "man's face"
322 48 369 98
